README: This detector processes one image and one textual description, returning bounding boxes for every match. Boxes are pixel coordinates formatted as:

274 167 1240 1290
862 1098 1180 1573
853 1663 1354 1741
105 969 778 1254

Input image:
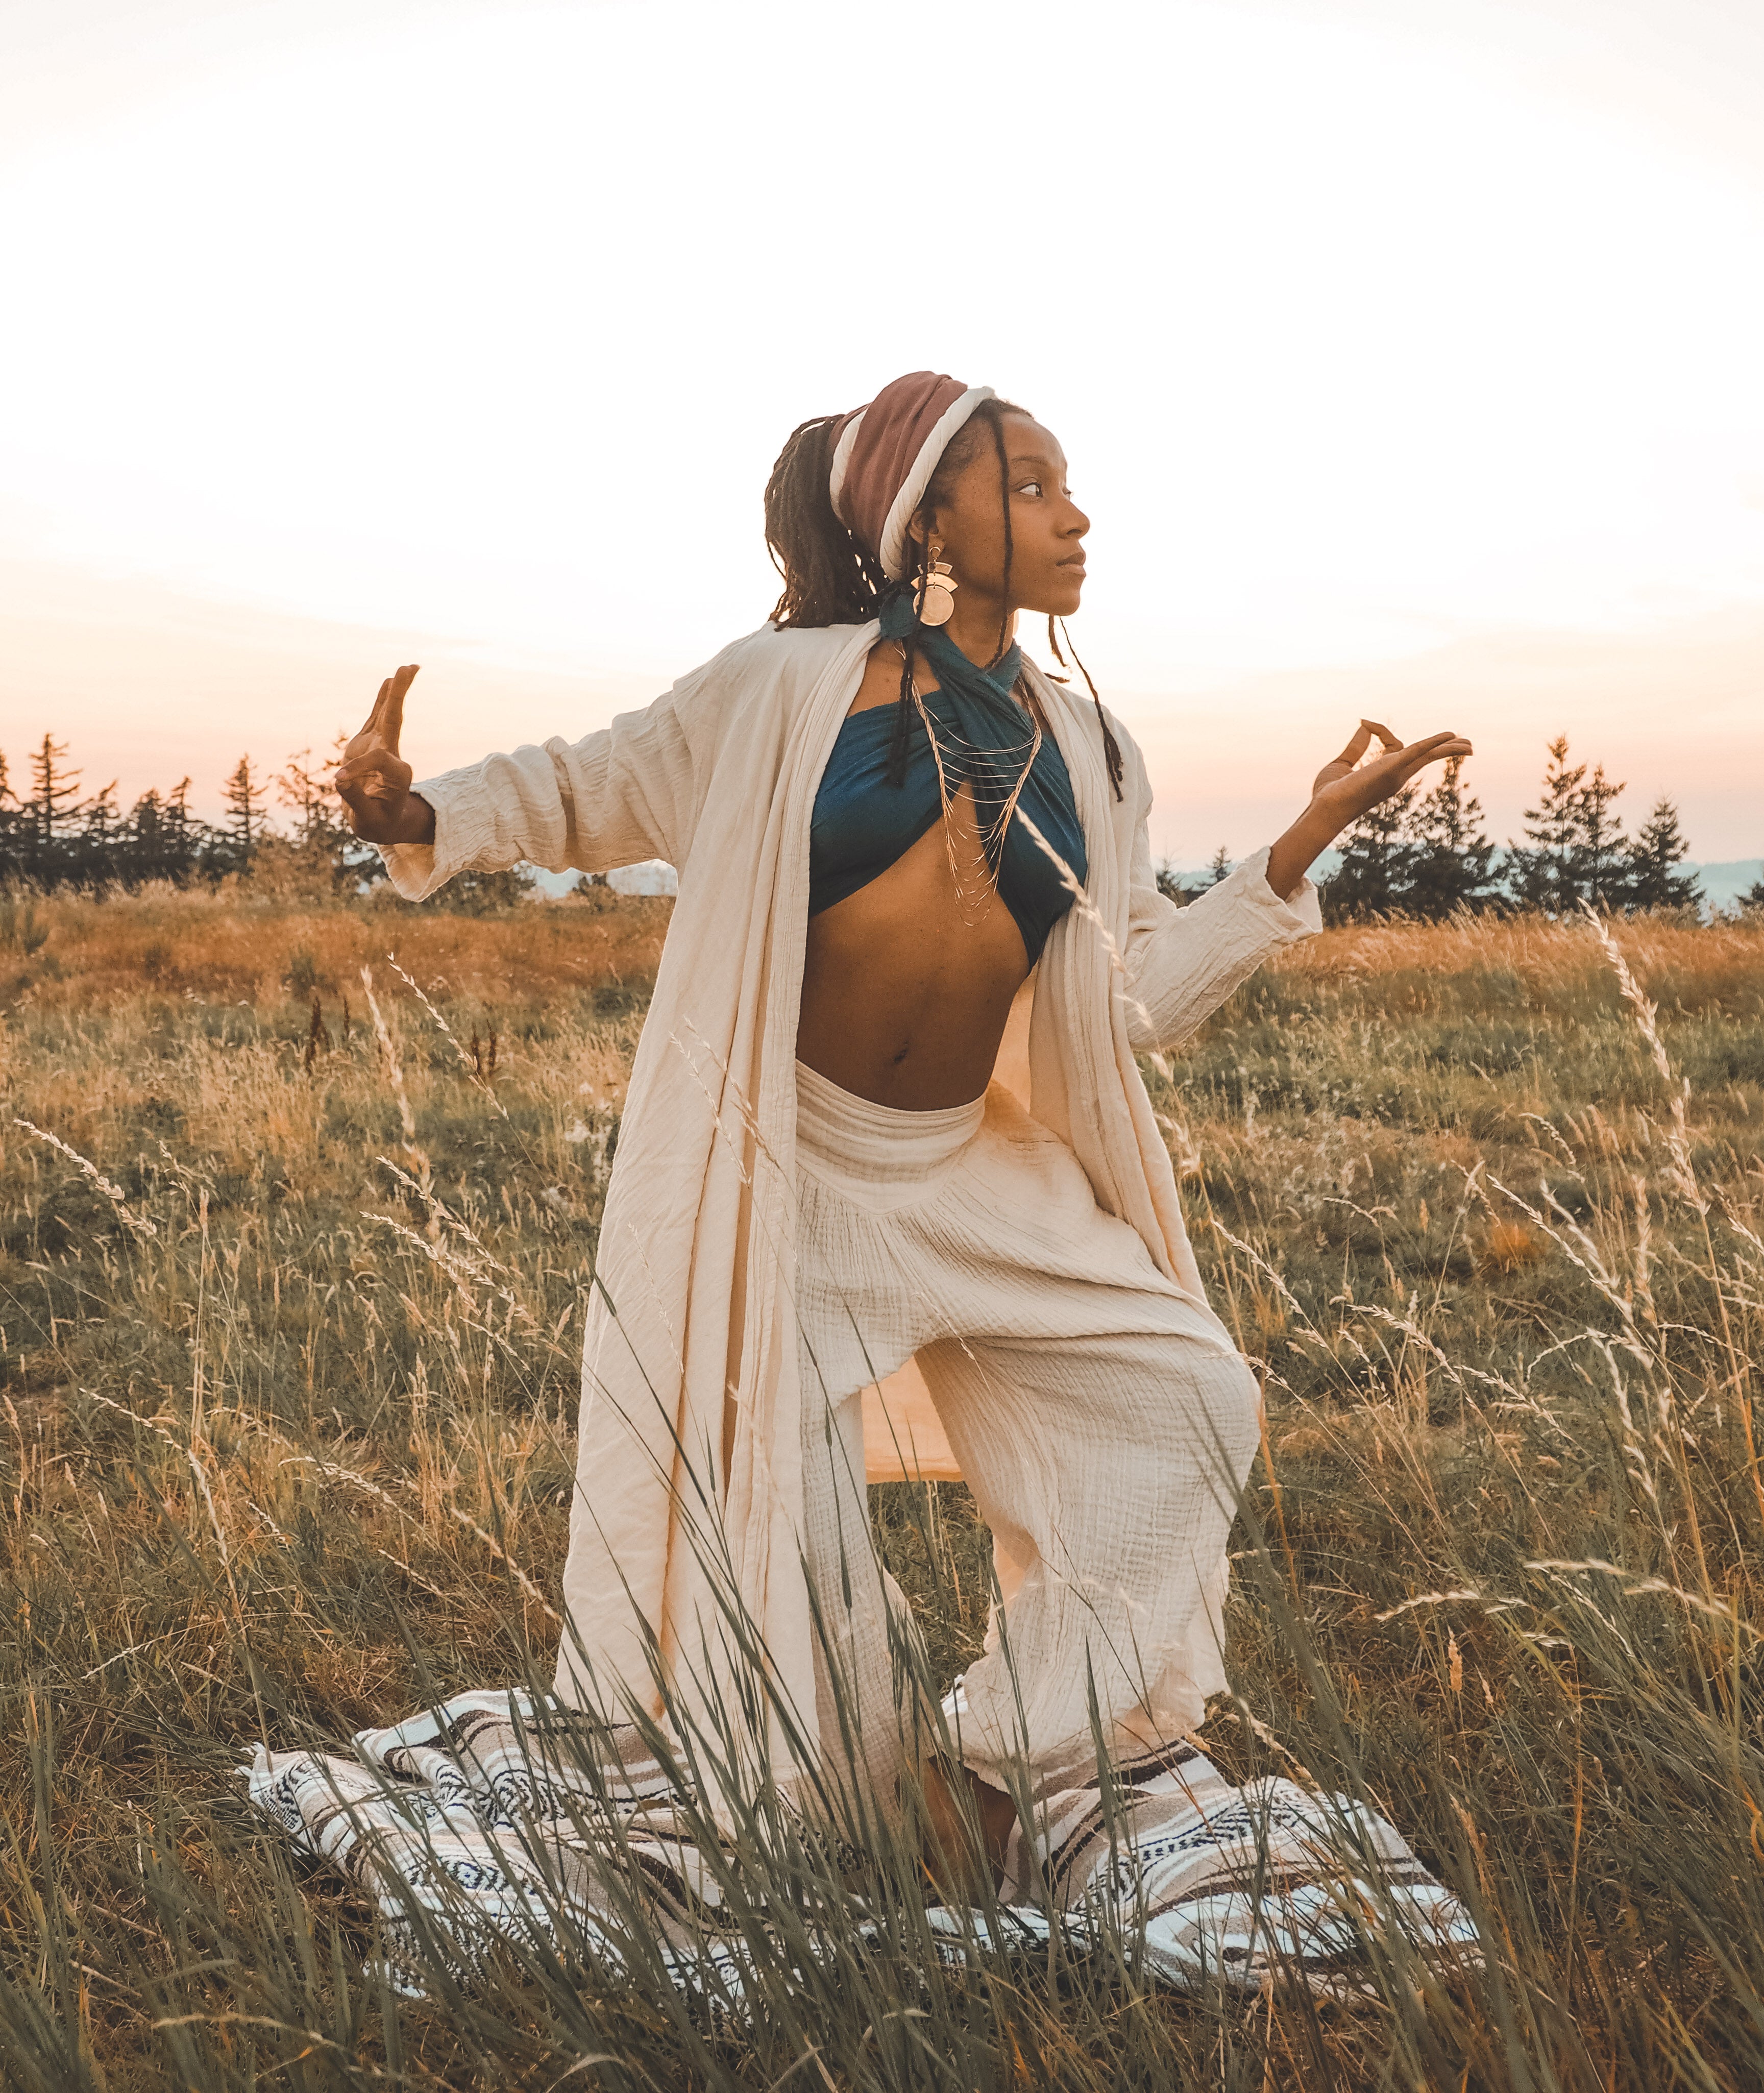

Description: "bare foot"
920 1760 1017 1894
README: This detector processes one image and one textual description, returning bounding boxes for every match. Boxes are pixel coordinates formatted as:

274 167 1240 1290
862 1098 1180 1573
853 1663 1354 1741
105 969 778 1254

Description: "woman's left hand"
1306 719 1473 831
1265 719 1474 901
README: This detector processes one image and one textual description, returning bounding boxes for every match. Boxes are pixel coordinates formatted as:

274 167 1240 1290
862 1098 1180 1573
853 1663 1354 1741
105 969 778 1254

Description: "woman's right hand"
335 665 436 845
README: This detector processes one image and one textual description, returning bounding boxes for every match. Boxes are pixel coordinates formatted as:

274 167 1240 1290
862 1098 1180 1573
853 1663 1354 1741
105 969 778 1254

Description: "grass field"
2 885 1762 2089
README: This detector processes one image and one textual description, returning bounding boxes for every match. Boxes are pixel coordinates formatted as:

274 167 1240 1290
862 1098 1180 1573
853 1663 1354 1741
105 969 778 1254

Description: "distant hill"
531 861 678 899
1164 854 1761 915
604 861 679 897
1689 861 1764 912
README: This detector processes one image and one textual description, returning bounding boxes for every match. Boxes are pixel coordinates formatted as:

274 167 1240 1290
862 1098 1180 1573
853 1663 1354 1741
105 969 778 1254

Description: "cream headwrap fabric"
828 370 996 580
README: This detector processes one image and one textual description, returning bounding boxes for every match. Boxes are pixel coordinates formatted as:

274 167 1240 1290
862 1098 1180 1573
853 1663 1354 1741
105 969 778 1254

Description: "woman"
332 370 1468 1888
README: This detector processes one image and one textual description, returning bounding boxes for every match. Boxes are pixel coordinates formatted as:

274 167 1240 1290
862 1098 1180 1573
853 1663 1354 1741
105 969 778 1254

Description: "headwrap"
827 371 996 581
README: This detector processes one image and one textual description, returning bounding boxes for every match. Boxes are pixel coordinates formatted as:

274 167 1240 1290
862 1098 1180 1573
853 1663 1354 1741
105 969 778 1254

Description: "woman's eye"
1015 479 1043 497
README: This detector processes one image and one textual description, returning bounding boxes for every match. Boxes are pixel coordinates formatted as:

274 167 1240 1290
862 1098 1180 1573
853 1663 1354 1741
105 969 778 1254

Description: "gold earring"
918 541 958 627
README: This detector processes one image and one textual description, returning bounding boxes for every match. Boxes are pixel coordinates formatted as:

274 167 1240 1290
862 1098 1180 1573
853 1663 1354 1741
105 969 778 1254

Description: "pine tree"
1572 761 1627 909
164 778 202 882
1624 798 1702 912
1320 785 1416 922
1507 736 1584 913
445 866 535 914
25 734 83 881
220 756 270 870
1505 736 1640 913
277 749 334 846
1739 878 1764 915
121 790 166 887
1153 848 1228 908
1403 757 1499 917
276 745 359 888
76 781 121 885
1154 860 1196 907
0 749 19 884
29 734 83 841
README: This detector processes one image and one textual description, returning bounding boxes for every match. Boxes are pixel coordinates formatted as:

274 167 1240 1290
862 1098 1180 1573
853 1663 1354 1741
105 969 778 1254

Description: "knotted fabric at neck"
877 593 1023 724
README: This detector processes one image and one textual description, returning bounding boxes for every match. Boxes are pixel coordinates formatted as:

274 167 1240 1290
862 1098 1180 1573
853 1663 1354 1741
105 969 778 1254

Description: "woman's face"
922 411 1090 620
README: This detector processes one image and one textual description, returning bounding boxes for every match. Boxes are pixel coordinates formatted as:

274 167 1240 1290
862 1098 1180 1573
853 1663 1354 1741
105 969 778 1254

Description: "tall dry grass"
1 887 1762 2087
0 878 670 1011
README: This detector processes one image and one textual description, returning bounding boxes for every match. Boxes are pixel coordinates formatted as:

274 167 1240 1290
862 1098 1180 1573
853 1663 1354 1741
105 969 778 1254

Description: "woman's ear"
906 505 944 572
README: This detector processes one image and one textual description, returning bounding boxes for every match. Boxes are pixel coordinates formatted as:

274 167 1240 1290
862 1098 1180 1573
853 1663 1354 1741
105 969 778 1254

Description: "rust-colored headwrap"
827 371 996 582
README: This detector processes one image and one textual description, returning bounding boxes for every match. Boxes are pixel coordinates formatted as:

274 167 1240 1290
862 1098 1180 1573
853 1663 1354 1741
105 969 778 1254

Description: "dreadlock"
764 417 887 628
763 396 1124 798
883 566 919 787
1047 616 1124 801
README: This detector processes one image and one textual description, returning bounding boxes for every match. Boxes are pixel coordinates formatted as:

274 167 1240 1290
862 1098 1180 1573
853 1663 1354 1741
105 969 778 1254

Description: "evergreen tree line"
0 736 380 893
3 728 1754 920
1167 737 1754 922
1321 737 1718 921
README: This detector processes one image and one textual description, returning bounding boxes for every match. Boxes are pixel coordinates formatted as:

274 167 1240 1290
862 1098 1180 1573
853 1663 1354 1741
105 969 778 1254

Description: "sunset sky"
3 0 1761 864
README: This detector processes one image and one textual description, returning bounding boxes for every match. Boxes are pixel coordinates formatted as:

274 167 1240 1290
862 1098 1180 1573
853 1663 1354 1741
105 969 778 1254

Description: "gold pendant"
919 559 957 627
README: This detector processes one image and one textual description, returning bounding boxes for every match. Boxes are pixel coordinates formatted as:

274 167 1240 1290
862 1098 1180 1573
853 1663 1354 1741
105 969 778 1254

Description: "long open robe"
383 620 1320 1770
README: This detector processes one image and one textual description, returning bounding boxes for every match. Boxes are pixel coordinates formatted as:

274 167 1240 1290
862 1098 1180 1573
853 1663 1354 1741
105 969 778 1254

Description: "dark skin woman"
334 406 1471 1879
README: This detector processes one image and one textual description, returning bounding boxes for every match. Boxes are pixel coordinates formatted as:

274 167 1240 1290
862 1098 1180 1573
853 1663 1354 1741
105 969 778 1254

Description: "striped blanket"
244 1689 1479 2004
989 1723 1480 1992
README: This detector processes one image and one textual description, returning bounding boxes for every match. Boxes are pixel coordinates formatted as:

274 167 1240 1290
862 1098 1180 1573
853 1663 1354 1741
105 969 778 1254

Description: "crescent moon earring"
917 539 958 628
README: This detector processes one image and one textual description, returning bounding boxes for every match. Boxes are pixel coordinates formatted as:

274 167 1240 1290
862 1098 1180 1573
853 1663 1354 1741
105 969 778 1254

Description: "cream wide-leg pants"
791 1061 1262 1811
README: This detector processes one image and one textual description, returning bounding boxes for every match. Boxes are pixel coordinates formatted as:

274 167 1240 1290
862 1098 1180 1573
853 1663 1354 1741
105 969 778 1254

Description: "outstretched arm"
1123 717 1472 1052
331 660 719 901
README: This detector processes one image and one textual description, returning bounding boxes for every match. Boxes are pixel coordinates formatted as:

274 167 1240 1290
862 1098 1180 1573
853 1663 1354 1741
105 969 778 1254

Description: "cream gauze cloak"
383 620 1320 1771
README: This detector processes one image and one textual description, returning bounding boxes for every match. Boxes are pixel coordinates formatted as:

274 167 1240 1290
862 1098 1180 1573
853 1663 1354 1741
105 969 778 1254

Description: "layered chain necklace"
889 631 1044 929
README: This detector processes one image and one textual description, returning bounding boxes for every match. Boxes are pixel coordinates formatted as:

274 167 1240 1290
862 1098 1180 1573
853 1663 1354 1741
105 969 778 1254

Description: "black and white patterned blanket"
244 1688 1480 2004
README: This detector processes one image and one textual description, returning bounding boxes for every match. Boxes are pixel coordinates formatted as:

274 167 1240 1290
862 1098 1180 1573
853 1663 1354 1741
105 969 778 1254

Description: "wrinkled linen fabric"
791 1059 1262 1806
243 1689 1479 2004
376 620 1321 1790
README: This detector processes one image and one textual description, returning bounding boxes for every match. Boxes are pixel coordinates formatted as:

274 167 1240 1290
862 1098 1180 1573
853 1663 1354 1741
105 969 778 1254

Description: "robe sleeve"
375 660 730 901
1121 794 1322 1054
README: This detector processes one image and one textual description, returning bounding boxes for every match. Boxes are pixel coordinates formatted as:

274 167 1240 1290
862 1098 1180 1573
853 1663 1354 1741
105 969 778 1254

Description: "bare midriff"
794 641 1035 1111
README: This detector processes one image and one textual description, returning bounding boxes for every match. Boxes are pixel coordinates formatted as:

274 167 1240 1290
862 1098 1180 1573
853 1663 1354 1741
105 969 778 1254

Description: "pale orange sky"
7 560 1756 866
3 0 1761 860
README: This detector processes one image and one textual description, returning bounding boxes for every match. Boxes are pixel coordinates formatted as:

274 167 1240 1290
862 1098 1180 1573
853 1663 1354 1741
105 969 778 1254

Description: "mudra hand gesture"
335 665 436 846
1265 719 1473 900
